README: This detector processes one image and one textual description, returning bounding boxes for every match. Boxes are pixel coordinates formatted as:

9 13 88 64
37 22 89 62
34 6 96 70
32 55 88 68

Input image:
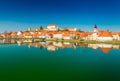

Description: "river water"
0 39 120 81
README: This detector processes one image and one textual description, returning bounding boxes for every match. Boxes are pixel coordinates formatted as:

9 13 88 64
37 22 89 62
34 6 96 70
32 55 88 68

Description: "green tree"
40 26 43 30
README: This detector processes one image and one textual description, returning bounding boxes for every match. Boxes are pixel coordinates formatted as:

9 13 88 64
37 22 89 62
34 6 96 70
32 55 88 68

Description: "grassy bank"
45 39 120 45
0 38 120 45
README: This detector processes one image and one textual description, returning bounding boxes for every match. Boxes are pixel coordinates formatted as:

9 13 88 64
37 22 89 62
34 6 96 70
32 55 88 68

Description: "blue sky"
0 0 120 32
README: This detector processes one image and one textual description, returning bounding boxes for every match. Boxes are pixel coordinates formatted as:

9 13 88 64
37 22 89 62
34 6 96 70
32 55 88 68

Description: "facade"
37 33 46 39
46 33 53 39
10 32 17 38
112 32 120 40
62 33 72 40
89 32 98 40
17 31 23 38
79 32 90 40
98 30 113 41
68 27 77 32
53 32 63 39
23 32 33 38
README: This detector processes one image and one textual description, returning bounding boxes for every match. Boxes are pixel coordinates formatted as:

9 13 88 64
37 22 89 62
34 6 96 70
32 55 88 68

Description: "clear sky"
0 0 120 33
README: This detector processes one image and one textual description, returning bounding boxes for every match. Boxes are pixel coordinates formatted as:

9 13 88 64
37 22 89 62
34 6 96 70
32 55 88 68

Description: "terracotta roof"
33 32 38 37
24 32 32 36
63 33 70 36
47 33 53 36
56 32 63 34
73 32 80 35
51 32 62 34
112 32 120 35
118 33 120 36
101 48 112 54
79 32 88 37
11 32 17 35
37 33 45 36
98 30 112 37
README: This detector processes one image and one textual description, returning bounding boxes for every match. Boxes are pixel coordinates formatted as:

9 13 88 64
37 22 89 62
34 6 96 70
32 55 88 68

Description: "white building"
98 30 113 41
17 31 23 36
89 25 113 41
62 33 72 40
90 33 98 40
112 32 120 40
68 27 77 32
47 24 58 31
37 33 46 39
23 32 33 38
53 33 63 39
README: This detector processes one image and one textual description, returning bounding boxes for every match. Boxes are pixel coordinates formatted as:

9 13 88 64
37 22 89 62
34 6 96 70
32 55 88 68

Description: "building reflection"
47 45 56 51
1 39 120 54
88 44 98 50
3 39 16 44
113 45 120 49
27 42 46 48
17 39 23 46
98 44 113 54
88 44 113 54
46 42 56 51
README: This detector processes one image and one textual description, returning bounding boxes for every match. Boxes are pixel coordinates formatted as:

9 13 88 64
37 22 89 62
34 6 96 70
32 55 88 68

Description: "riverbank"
45 39 120 45
1 38 120 45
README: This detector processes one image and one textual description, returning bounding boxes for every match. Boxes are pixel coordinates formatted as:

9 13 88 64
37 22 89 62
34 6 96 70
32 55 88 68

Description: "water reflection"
3 39 16 44
88 44 113 54
1 39 120 54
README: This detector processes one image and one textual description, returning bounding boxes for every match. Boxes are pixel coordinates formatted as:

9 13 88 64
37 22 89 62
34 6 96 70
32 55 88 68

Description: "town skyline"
0 24 120 42
0 0 120 33
0 22 120 33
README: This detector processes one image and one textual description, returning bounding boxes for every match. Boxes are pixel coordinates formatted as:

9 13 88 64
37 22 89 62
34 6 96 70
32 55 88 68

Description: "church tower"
28 27 31 31
94 24 98 33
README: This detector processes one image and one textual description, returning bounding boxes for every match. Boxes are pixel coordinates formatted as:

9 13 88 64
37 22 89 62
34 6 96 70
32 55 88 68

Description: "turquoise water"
0 41 120 81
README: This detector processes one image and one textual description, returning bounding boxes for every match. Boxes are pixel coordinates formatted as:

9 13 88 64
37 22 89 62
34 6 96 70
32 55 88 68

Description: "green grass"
45 39 120 45
0 38 120 45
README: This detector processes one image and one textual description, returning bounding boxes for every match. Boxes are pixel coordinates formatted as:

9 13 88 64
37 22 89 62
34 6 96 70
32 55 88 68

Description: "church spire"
94 24 97 29
94 24 98 32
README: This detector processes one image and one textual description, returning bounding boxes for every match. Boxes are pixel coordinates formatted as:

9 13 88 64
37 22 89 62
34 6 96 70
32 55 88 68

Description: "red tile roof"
24 32 32 36
63 33 70 36
98 30 112 37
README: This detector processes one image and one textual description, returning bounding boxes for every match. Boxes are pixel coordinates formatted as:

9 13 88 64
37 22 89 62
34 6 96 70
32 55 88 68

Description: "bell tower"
94 24 98 33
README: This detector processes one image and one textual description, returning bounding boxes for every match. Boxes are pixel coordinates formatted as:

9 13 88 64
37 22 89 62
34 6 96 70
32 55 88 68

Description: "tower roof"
94 24 97 29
